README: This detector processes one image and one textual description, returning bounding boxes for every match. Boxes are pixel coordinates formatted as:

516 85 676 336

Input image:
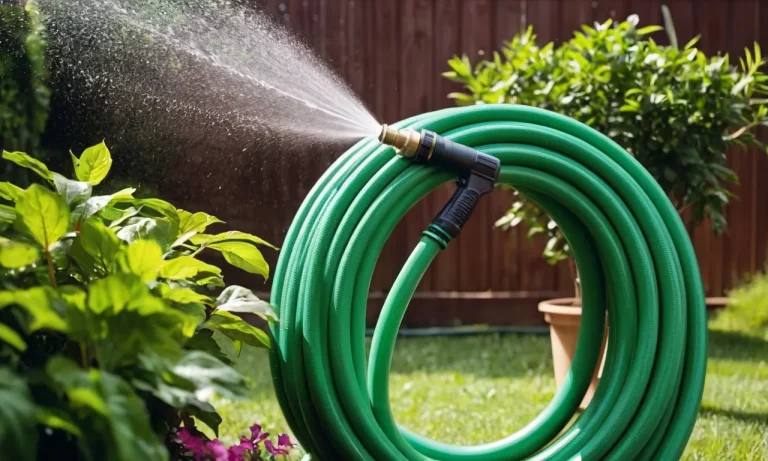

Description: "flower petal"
265 440 289 456
207 439 229 461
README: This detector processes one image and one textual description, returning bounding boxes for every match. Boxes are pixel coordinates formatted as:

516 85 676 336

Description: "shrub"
717 269 768 337
0 1 50 174
0 142 278 460
444 16 768 264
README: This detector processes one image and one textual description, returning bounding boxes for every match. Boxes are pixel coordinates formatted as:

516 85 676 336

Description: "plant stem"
79 342 87 368
45 249 58 289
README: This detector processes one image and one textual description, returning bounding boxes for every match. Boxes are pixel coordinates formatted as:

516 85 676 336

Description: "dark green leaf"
71 141 112 185
0 367 37 461
46 358 169 461
2 150 52 181
206 311 270 349
172 350 249 400
14 184 70 250
87 274 147 315
36 407 82 437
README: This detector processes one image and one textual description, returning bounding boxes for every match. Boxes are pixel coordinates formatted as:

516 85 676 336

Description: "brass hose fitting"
378 124 421 157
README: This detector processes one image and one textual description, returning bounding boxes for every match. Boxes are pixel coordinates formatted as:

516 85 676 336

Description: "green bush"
0 142 277 460
0 1 50 169
445 16 768 264
717 269 768 337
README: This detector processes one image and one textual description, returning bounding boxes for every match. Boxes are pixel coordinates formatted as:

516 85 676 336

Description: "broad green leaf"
0 237 40 268
116 217 173 249
0 324 26 351
0 287 68 333
35 407 82 437
98 297 188 370
46 358 168 461
205 311 270 349
118 198 180 235
215 285 276 322
52 172 92 205
159 256 221 280
157 283 211 305
196 273 225 288
0 368 37 461
116 239 162 281
0 182 23 201
132 353 223 435
177 303 206 337
208 241 269 279
87 274 147 314
172 350 249 400
191 230 277 250
185 402 223 436
105 206 141 228
72 188 136 225
48 234 75 270
178 209 223 235
14 184 70 249
0 204 15 223
79 218 121 269
185 329 233 365
2 150 52 181
71 141 112 185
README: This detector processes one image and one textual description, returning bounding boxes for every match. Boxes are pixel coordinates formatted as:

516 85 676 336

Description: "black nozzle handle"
432 171 496 240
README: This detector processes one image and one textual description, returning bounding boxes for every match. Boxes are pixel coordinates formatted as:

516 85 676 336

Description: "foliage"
717 268 768 337
445 16 768 264
0 141 277 460
0 1 51 178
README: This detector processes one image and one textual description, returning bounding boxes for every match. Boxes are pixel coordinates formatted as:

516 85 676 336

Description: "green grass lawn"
214 320 768 459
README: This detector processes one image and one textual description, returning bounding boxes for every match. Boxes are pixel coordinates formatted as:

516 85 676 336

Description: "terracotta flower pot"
538 298 607 410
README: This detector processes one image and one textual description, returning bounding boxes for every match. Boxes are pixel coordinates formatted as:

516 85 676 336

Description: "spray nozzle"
378 125 501 242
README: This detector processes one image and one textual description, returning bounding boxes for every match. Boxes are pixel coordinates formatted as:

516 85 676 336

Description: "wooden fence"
162 0 768 327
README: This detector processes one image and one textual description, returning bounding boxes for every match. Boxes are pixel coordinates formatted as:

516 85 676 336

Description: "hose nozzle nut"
378 124 421 157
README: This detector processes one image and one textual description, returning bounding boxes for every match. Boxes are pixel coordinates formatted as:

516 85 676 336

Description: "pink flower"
265 434 294 456
228 436 256 461
206 440 228 461
177 428 209 458
249 424 269 444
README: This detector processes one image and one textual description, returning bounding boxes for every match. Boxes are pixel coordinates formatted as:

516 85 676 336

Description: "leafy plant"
0 1 51 181
0 141 277 460
717 268 768 337
445 15 768 264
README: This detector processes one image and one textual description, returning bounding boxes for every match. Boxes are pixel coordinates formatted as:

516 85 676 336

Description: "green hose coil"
268 105 707 460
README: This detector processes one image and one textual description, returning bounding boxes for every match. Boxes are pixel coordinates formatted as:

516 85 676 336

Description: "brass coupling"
378 124 421 158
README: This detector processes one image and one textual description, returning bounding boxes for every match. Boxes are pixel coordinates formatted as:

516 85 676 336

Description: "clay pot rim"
538 297 582 315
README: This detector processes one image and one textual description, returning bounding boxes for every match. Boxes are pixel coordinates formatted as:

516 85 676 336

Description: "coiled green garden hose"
268 105 707 460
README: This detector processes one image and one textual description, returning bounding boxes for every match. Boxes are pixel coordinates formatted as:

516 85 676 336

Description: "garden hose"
268 104 707 460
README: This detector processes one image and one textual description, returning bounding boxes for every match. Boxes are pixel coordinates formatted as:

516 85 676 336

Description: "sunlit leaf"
2 150 52 181
116 239 162 281
116 217 173 249
0 182 23 202
178 209 223 235
208 241 269 279
0 324 26 351
79 218 121 269
159 256 221 281
71 141 112 185
191 230 276 250
0 237 40 269
205 311 270 349
14 185 69 250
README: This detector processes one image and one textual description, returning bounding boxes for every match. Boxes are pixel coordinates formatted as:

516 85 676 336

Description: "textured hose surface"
268 105 707 460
